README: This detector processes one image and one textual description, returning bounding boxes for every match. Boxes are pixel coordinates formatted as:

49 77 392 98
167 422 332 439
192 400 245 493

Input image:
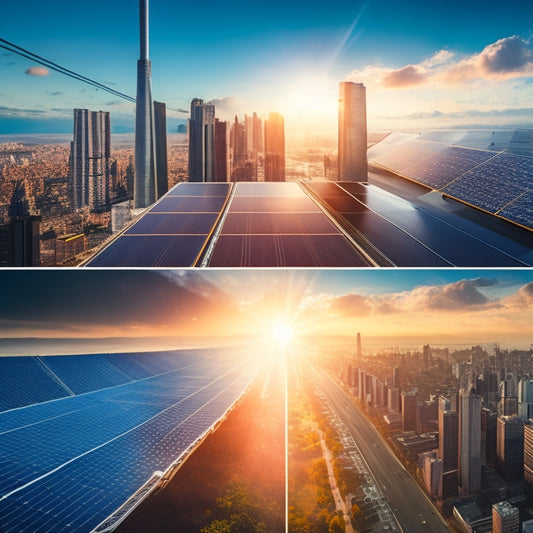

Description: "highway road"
309 364 451 533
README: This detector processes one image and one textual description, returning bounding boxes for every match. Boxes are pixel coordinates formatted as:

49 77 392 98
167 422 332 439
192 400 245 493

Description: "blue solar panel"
86 235 207 267
165 182 230 197
370 133 533 230
0 348 257 533
0 357 70 411
124 213 218 235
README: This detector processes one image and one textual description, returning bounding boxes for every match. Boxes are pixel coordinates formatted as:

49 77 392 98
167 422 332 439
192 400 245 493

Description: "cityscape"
1 269 533 532
1 0 533 532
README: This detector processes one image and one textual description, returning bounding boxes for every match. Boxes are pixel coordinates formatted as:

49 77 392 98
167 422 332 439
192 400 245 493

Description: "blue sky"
1 269 532 348
1 0 533 138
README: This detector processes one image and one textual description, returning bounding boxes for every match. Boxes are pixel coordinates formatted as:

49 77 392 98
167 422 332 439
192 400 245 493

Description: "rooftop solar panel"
340 212 449 267
233 181 303 196
499 192 533 229
86 235 207 267
220 212 339 235
208 234 369 267
149 195 227 213
369 133 533 232
124 213 219 235
228 195 320 212
165 182 231 197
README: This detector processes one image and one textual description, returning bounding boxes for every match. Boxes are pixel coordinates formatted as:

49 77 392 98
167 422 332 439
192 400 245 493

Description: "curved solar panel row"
86 183 231 267
205 182 371 266
370 134 533 231
0 348 258 533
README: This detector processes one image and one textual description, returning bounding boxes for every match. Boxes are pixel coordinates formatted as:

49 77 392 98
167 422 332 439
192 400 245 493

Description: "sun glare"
273 322 293 344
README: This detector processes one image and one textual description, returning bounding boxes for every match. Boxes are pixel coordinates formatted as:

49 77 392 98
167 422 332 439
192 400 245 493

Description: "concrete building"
71 109 111 210
402 391 418 432
458 389 481 495
338 81 367 181
188 98 215 182
523 421 533 503
264 112 285 181
153 100 168 199
496 415 524 481
492 501 519 533
438 395 458 498
214 118 230 182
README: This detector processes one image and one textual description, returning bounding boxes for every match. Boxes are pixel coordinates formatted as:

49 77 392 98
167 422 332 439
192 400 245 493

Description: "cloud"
403 278 497 311
382 64 428 88
25 66 50 76
329 293 372 316
0 271 240 337
0 105 47 117
326 278 499 318
207 96 240 110
502 282 533 309
346 35 533 90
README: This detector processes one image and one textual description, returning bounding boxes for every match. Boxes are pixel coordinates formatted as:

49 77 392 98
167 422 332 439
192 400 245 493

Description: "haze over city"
1 0 533 142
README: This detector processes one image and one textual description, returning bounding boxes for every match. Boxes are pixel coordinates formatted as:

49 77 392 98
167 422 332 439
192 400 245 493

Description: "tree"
328 513 345 533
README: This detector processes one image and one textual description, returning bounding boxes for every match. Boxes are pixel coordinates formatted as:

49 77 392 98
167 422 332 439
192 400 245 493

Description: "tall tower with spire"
134 0 157 208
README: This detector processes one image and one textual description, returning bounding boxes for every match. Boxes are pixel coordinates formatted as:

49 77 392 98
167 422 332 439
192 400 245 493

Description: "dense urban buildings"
70 109 111 211
338 81 367 181
134 0 157 208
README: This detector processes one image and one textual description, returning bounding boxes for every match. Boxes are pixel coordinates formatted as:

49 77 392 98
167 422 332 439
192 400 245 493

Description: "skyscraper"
458 389 481 495
188 98 215 182
338 81 367 181
496 415 524 481
70 108 111 211
519 378 533 420
401 391 417 432
215 118 230 182
524 422 533 503
438 396 458 498
134 0 157 208
264 112 285 181
153 101 168 199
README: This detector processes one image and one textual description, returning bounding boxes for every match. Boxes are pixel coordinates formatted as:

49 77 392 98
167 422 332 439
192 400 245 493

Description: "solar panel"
165 182 230 197
369 133 533 231
208 234 370 267
85 235 207 267
86 182 232 267
149 196 227 213
124 213 219 235
220 212 339 235
0 349 257 533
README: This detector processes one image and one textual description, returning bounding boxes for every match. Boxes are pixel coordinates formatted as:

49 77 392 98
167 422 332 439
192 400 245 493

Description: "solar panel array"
206 182 370 266
369 134 533 231
0 348 258 532
86 183 231 267
304 181 529 267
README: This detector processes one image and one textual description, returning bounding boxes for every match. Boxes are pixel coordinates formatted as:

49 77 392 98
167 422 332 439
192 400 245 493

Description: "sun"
272 322 293 344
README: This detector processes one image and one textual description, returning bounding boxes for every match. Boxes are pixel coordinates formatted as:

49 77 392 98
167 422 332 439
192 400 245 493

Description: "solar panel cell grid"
85 235 206 267
0 350 257 533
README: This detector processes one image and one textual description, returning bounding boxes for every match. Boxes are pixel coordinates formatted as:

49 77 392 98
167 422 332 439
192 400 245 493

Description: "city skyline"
1 269 533 351
1 1 532 143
